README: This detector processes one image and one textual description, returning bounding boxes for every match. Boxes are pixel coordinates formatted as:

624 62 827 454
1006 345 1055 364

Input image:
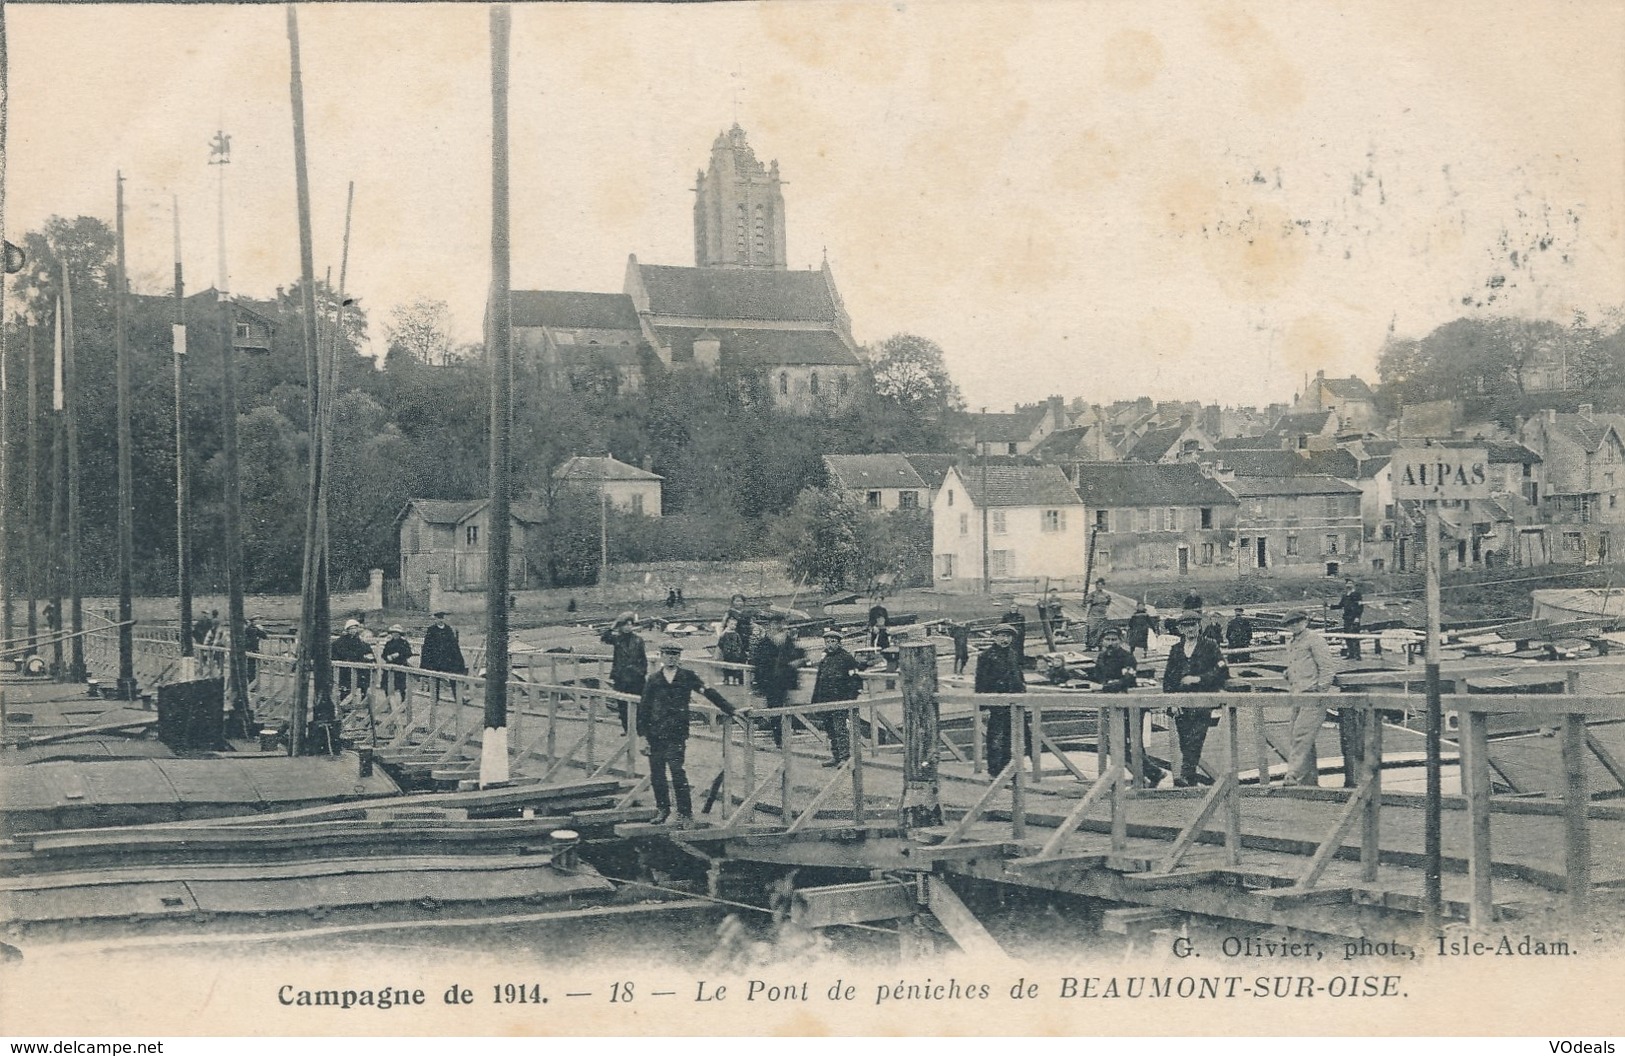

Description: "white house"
553 456 664 517
931 464 1085 591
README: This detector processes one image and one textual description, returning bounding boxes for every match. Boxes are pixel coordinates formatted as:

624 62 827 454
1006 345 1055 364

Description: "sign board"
1391 447 1491 501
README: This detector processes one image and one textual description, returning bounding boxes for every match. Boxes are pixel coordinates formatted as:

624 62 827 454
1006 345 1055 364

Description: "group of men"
596 601 874 827
328 611 468 707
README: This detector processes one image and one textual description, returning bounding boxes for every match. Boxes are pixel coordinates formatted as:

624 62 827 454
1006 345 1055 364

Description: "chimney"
1578 403 1594 418
642 454 653 471
1048 394 1065 429
1212 463 1236 483
1545 408 1558 423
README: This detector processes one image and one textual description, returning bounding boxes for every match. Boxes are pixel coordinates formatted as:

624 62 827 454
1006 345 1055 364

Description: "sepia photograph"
0 0 1622 1040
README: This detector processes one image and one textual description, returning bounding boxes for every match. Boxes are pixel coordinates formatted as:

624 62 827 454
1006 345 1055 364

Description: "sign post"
1392 447 1489 936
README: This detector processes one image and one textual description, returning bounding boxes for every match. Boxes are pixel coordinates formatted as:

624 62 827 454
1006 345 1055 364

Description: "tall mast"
220 294 247 726
173 196 193 669
62 263 82 681
210 129 230 293
0 2 10 646
114 172 135 698
481 2 513 787
47 294 61 675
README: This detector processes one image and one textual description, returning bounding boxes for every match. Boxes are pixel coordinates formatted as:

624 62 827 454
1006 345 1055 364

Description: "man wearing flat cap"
1092 625 1162 787
976 623 1027 776
639 643 748 826
380 624 414 706
811 629 864 767
1282 609 1337 786
1161 610 1227 786
600 612 648 733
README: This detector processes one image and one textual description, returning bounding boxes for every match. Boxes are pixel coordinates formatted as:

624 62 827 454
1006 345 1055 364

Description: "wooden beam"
791 879 914 929
1155 774 1234 874
1563 713 1591 915
940 759 1017 845
787 759 852 834
925 875 1009 960
1462 709 1494 927
1295 783 1373 890
1035 770 1116 859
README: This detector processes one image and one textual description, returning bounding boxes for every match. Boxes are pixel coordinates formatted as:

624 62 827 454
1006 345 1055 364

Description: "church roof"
512 291 641 331
634 263 840 323
655 326 860 367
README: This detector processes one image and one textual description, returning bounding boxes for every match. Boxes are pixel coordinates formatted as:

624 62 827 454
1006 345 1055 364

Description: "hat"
432 611 448 618
992 623 1018 638
659 643 683 655
1135 601 1147 612
1100 626 1122 639
1283 609 1310 626
822 629 843 640
614 611 636 626
1235 606 1245 614
1176 611 1202 627
388 624 404 633
344 619 361 630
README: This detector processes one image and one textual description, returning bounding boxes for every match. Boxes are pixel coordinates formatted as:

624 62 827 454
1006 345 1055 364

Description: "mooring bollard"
357 747 374 778
549 829 580 871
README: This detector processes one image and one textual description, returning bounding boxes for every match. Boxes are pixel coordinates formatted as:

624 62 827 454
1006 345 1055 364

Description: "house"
1517 406 1625 564
1217 472 1364 576
931 464 1084 591
1122 419 1213 463
900 453 963 507
955 396 1071 457
1297 370 1382 432
396 498 546 597
130 287 275 353
552 456 664 517
823 454 931 512
1197 448 1395 569
1265 410 1341 451
1063 462 1241 581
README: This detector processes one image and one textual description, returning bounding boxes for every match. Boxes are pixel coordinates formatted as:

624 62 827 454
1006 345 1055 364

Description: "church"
512 124 867 414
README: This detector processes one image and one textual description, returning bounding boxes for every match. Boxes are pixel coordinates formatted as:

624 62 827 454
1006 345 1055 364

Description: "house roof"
1318 376 1376 401
554 455 664 482
1028 426 1088 461
1267 410 1336 437
512 290 641 331
961 409 1046 445
823 454 926 491
953 464 1083 508
1123 424 1189 462
398 498 484 525
1198 450 1307 477
902 453 961 490
1224 474 1361 497
1070 462 1239 507
557 344 644 368
654 326 860 367
1438 439 1542 464
1212 434 1280 450
633 262 840 323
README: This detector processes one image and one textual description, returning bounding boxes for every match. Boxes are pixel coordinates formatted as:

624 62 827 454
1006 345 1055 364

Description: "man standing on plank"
639 643 748 827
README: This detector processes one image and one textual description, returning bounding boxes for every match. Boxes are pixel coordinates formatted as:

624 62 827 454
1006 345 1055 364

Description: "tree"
770 486 886 591
867 332 964 415
384 296 456 366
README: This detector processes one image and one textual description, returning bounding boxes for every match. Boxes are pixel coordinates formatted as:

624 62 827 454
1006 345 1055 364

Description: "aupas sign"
1391 448 1491 501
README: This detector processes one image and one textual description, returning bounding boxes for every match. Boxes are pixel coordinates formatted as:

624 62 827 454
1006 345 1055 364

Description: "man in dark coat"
750 612 805 745
948 621 971 675
1084 579 1112 648
1127 602 1155 658
240 615 270 684
1091 626 1162 787
331 619 374 703
1162 611 1227 786
379 624 413 705
810 629 863 766
726 594 754 654
1000 596 1028 668
599 611 648 732
975 623 1027 776
1334 579 1364 660
420 611 467 703
639 643 747 826
1225 606 1254 662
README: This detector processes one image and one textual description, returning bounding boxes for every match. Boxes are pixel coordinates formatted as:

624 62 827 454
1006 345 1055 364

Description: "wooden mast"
114 172 135 698
172 196 193 670
62 263 82 681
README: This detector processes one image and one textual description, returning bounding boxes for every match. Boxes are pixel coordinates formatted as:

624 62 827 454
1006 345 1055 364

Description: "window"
991 510 1007 534
754 205 766 257
234 322 251 341
990 550 1011 576
466 524 480 546
1286 534 1299 556
1612 495 1618 510
407 525 420 551
959 513 969 536
779 372 789 396
631 494 644 516
809 371 820 395
1137 508 1151 532
1384 503 1395 519
1163 508 1177 531
1095 509 1110 532
1007 442 1019 455
898 491 919 509
1325 534 1340 555
1042 509 1066 533
1200 507 1213 529
1608 472 1617 489
1564 531 1584 552
1201 542 1215 564
837 374 850 398
867 491 882 509
936 554 956 579
947 489 954 507
736 204 747 256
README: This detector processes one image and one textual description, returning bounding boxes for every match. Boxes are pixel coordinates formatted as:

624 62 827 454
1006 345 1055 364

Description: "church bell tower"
693 124 787 270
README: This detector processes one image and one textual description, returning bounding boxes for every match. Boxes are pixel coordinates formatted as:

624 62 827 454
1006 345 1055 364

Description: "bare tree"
384 296 456 365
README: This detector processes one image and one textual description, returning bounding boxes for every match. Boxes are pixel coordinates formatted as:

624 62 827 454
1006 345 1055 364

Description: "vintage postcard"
1 0 1622 1040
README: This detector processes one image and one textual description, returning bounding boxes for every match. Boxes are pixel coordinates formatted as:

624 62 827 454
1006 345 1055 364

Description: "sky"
5 1 1623 410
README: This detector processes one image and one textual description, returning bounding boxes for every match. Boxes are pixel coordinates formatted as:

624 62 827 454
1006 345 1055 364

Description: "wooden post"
1108 700 1126 853
720 714 733 815
1253 702 1271 787
1010 702 1026 840
171 200 193 669
1422 501 1443 936
1562 712 1591 916
1029 701 1043 785
1224 703 1241 865
849 705 865 825
897 641 942 830
113 175 135 700
780 707 794 821
1128 702 1144 790
971 695 983 774
1361 705 1383 882
1463 707 1494 928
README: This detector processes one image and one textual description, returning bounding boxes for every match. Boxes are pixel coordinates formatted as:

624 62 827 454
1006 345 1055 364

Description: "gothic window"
810 371 820 395
779 372 788 396
736 204 747 257
754 205 766 257
837 374 850 398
